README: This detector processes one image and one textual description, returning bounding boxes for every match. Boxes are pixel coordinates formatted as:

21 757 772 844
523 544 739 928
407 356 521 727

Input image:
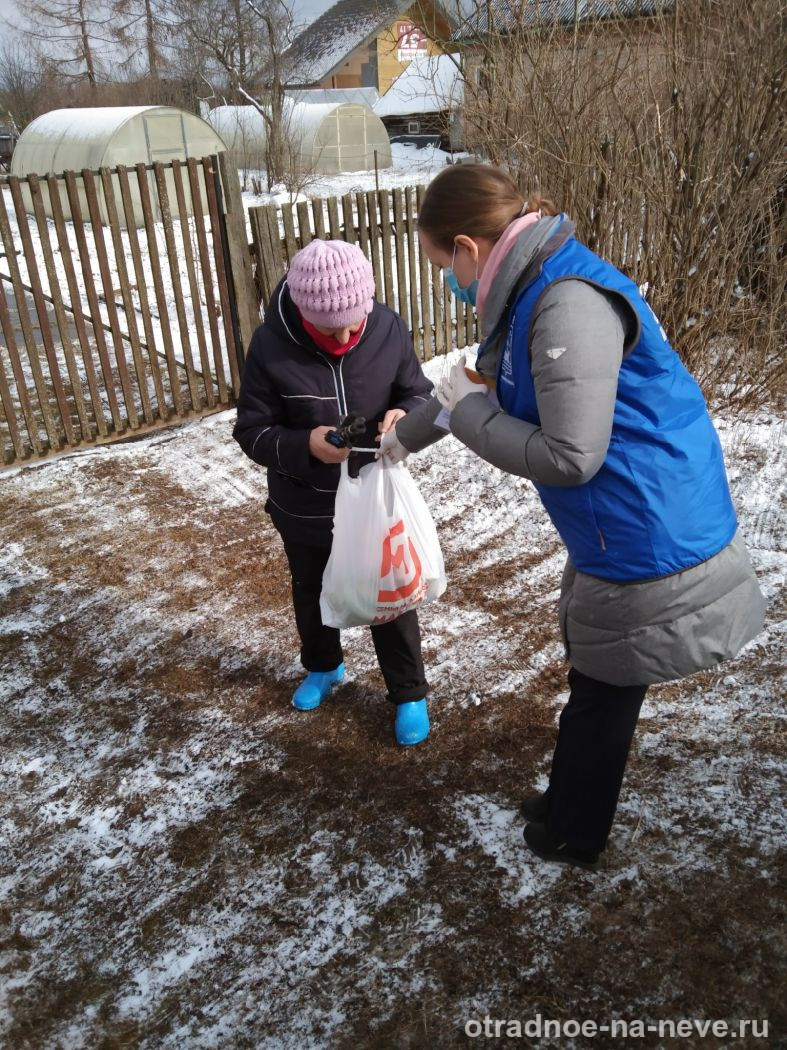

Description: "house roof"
287 87 381 107
374 53 463 116
281 0 408 84
281 0 453 86
454 0 674 38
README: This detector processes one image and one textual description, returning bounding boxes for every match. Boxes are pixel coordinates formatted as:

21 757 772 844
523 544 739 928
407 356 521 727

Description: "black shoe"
519 791 549 822
523 822 601 870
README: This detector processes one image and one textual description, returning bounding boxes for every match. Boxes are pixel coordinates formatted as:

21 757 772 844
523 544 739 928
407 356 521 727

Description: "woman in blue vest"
380 165 765 869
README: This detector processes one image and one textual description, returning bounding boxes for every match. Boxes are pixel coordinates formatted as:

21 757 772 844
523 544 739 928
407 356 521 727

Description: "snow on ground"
1 346 785 1048
0 143 457 457
239 142 459 207
1 142 785 1047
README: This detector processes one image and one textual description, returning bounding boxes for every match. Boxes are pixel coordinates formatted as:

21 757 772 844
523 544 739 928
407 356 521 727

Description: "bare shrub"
0 43 57 130
447 0 786 409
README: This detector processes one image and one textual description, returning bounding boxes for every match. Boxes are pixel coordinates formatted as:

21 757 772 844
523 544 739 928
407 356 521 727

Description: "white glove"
436 355 487 413
376 426 410 463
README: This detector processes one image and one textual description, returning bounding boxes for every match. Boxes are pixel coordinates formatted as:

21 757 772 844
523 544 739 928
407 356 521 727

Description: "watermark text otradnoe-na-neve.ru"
464 1016 768 1040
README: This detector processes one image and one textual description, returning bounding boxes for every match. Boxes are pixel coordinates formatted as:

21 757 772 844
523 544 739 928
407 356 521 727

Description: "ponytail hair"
417 164 557 251
524 191 557 217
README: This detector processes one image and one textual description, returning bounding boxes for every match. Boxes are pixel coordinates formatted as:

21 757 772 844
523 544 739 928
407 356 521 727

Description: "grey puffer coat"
396 220 765 686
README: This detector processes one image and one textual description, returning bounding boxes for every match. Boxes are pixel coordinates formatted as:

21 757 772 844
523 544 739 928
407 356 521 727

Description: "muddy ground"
1 408 784 1049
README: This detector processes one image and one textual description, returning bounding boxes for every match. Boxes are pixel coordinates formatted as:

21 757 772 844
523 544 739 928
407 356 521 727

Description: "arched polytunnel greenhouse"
207 101 392 176
11 106 228 226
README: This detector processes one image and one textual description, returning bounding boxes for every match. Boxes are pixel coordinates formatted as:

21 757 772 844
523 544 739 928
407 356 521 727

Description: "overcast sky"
0 0 471 70
0 0 338 41
1 0 24 43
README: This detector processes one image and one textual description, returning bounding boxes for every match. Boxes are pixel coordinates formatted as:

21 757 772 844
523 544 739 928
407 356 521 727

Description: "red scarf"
299 313 366 356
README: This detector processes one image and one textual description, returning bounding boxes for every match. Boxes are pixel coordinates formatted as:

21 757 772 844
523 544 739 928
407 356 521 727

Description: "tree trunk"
232 0 247 84
145 0 159 81
261 8 285 189
79 0 97 86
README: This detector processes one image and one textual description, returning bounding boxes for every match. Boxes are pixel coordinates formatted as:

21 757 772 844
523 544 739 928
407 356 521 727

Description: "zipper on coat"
315 354 345 422
337 356 349 417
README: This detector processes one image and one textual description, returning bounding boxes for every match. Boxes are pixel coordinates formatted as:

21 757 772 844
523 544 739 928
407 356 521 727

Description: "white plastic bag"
319 458 446 628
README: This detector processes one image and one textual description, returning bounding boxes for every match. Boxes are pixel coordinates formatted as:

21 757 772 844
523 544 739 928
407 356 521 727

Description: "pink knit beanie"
287 239 375 328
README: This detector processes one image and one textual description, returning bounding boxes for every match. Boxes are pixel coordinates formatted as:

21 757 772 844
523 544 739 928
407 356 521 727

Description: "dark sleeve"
389 316 434 413
232 330 314 478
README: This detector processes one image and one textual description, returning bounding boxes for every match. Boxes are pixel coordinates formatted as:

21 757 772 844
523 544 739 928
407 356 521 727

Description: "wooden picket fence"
0 153 257 466
0 162 476 468
248 186 480 361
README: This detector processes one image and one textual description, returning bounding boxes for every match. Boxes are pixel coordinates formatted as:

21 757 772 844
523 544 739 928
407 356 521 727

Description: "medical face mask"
444 243 479 307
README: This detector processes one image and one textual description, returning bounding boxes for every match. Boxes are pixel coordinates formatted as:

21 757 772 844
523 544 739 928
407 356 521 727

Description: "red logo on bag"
377 519 423 602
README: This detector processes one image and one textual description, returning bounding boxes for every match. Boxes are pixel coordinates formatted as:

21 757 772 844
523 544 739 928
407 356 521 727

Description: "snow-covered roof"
281 0 419 85
374 53 463 117
287 87 380 108
454 0 674 38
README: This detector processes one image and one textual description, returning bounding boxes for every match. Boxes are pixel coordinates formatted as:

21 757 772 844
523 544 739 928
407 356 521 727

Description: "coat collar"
480 215 574 339
269 278 377 353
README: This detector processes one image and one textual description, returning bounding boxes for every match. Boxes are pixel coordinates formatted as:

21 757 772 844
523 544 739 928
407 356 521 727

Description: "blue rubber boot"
394 699 430 746
292 662 345 711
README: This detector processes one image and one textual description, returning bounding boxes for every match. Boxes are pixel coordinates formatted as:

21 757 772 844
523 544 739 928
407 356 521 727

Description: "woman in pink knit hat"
233 239 434 745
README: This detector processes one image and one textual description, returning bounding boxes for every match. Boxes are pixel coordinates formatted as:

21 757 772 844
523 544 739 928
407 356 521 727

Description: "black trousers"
545 667 648 854
281 538 429 705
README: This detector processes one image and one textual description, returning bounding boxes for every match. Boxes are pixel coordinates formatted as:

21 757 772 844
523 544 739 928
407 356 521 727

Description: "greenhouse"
207 101 392 176
10 106 228 226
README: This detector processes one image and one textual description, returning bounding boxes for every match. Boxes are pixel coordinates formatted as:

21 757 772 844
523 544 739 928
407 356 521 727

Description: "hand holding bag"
319 458 446 628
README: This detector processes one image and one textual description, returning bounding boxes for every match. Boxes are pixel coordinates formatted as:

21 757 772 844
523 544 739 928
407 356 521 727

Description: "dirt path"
1 407 784 1049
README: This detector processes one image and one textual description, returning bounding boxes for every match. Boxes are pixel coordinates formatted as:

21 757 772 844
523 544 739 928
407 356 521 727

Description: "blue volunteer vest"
485 231 737 580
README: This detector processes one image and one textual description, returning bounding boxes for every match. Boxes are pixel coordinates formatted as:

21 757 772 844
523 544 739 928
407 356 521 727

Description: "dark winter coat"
233 278 433 546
